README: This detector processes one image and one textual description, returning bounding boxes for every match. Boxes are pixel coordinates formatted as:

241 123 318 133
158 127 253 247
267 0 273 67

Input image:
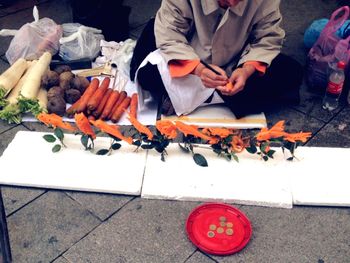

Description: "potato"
47 86 65 100
65 89 81 104
41 70 59 90
54 65 72 75
59 71 75 90
71 76 90 94
47 96 66 116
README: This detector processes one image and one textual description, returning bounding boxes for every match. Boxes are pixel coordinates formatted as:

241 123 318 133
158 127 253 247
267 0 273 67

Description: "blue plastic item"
304 18 350 49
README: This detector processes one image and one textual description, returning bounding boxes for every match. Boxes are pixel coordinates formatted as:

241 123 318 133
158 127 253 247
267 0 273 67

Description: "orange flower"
175 121 213 142
256 120 286 141
37 113 76 132
90 119 133 145
74 113 96 139
284 132 312 143
156 120 177 139
202 127 232 138
128 114 153 140
230 135 246 153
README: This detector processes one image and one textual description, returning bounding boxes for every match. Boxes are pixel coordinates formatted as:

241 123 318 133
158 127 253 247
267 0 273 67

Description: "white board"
284 147 350 207
141 144 293 208
162 104 267 129
0 131 146 195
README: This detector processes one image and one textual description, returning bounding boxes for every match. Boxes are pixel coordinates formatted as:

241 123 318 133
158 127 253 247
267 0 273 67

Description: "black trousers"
130 19 303 118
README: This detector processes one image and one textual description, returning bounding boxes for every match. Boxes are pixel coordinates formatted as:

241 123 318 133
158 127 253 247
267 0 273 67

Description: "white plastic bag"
94 39 136 77
0 6 62 65
59 23 104 61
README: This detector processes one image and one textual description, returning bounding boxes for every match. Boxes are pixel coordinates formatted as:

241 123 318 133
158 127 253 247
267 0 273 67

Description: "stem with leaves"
42 128 66 153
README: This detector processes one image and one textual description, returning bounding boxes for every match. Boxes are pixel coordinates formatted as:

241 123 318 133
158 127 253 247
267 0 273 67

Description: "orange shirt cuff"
244 61 267 75
169 59 200 78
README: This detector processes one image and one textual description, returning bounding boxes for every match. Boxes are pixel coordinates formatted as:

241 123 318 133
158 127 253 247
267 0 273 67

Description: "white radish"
37 88 48 112
20 52 52 100
0 58 27 97
6 60 38 104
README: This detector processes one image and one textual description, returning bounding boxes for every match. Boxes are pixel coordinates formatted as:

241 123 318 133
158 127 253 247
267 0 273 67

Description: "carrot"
129 93 138 119
111 96 131 123
88 115 96 122
66 98 81 118
87 77 110 111
100 90 120 120
127 113 153 140
92 88 113 119
74 78 99 113
108 90 127 119
37 113 77 132
74 112 96 139
90 119 133 145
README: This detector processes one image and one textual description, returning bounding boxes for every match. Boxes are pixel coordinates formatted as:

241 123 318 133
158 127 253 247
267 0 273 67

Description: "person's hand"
194 63 228 88
216 64 255 96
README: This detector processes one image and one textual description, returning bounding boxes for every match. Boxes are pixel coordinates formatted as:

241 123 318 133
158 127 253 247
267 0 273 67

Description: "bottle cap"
337 61 346 69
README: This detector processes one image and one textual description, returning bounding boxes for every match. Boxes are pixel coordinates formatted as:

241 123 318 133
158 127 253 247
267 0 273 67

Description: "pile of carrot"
66 77 138 123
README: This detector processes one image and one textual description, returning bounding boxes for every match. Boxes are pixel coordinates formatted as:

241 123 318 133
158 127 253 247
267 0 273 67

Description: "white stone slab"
162 104 267 129
142 144 293 208
284 147 350 207
0 131 146 195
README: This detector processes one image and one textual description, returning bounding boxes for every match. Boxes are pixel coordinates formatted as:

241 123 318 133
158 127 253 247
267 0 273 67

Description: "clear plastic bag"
59 23 104 61
1 6 62 65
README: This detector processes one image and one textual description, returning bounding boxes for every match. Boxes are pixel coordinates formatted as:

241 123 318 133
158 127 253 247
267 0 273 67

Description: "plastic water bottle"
322 61 346 111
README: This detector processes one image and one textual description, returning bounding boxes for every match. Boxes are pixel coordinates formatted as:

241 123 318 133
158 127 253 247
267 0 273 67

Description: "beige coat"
155 0 285 73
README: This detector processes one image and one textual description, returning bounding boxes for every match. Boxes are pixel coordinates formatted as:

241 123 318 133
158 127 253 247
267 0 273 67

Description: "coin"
220 222 226 227
209 224 217 231
226 228 234 236
226 222 233 228
217 227 224 234
207 231 215 238
219 216 227 222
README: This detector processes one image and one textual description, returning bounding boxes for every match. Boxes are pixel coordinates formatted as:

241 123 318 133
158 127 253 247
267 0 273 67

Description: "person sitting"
130 0 303 118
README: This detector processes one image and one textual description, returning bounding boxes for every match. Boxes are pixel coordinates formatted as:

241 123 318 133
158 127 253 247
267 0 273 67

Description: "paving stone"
52 256 71 263
8 191 101 263
280 0 338 65
0 121 17 135
307 106 350 147
64 198 198 263
185 251 216 263
292 83 346 123
1 186 44 216
265 107 325 135
21 121 54 132
212 205 350 263
0 56 9 72
0 124 28 156
124 0 161 28
66 191 133 221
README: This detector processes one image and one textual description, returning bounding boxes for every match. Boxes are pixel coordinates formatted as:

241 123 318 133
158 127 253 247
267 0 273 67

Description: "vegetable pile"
0 53 52 123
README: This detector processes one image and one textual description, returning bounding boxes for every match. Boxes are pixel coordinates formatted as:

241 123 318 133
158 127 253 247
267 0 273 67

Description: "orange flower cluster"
256 120 311 143
156 120 177 139
37 113 76 132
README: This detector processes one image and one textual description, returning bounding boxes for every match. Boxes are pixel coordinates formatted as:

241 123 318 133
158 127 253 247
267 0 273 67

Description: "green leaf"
133 140 141 147
141 144 155 150
246 145 257 154
260 142 269 153
43 134 56 143
232 153 239 163
111 143 121 150
81 134 89 149
52 144 61 153
287 157 294 161
109 135 121 142
178 143 190 153
193 153 208 167
262 156 269 162
54 128 64 141
161 152 166 162
213 148 221 155
267 150 276 158
96 149 109 155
